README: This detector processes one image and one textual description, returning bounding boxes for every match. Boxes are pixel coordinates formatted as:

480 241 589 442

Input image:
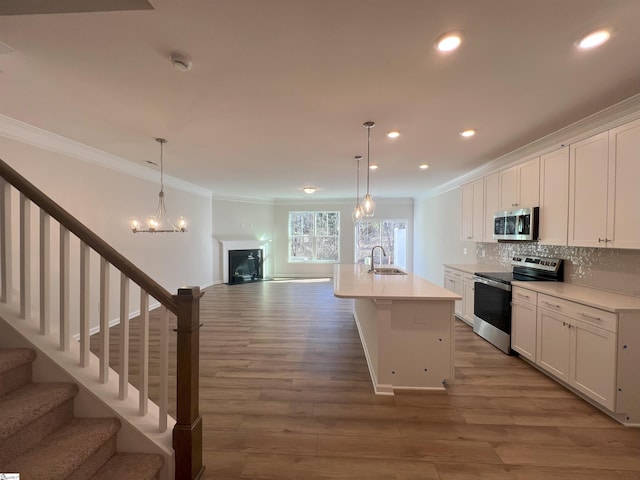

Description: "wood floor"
91 278 640 479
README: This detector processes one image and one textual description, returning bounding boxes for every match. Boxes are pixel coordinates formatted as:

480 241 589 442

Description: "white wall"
273 198 414 277
211 197 274 282
413 188 476 284
0 136 214 334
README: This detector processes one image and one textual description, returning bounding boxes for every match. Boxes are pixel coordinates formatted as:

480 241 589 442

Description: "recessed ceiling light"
419 164 429 170
369 164 379 170
577 29 611 49
386 130 401 138
436 32 463 53
303 186 316 194
459 129 476 138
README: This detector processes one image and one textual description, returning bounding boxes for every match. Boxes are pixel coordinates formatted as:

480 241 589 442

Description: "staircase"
0 348 163 479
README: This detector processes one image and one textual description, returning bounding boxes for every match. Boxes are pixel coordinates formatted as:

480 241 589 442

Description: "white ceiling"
1 0 639 200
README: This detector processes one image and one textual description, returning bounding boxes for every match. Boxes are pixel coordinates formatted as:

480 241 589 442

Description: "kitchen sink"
372 267 407 275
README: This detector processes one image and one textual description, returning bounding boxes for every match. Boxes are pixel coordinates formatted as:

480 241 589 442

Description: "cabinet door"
461 183 474 240
499 166 518 210
461 179 484 241
483 173 499 242
536 309 571 382
539 147 569 245
512 301 537 362
607 119 640 249
463 281 475 325
568 132 609 247
444 277 463 318
518 157 540 208
571 319 617 411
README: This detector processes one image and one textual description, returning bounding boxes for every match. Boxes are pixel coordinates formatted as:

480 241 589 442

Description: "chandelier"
131 138 187 233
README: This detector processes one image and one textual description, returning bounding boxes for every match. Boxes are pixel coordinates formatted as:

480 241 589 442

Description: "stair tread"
91 453 164 480
0 383 78 441
3 417 121 479
0 348 35 375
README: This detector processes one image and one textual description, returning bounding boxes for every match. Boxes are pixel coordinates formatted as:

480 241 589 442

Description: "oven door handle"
474 276 512 292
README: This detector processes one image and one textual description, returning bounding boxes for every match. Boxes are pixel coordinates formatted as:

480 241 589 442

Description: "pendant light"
131 138 187 233
361 121 376 217
352 155 364 223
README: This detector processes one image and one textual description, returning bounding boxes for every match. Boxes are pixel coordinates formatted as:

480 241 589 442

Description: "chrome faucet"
369 245 387 273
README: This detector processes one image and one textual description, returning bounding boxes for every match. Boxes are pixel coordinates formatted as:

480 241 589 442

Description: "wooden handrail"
0 157 178 314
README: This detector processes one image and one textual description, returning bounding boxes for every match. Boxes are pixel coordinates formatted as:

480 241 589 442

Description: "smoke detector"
170 53 192 72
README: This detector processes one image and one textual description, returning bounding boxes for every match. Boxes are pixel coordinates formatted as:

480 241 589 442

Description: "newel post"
173 286 205 480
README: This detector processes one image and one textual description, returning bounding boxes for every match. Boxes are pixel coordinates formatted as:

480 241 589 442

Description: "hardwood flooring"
91 278 640 479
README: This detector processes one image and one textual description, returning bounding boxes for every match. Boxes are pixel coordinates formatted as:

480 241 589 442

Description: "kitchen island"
333 264 461 395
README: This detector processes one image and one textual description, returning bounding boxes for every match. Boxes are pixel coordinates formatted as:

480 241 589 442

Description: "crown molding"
418 93 640 201
212 193 275 204
272 196 414 207
0 114 212 198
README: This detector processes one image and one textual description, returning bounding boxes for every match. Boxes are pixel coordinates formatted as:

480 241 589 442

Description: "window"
289 211 340 262
355 219 407 268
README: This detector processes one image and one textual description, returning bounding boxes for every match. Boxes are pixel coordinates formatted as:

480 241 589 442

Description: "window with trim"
355 219 408 267
289 211 340 262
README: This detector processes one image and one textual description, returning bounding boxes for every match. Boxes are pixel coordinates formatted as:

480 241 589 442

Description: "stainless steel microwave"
493 207 539 241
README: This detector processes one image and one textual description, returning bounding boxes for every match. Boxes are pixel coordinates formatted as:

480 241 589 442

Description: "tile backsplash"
476 243 640 297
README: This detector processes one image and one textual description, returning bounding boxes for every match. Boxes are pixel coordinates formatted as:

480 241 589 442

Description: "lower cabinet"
462 278 475 326
444 268 464 320
444 268 475 326
536 296 618 411
511 287 538 362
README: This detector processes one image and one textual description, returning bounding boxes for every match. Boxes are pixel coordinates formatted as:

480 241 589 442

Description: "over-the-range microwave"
493 206 539 241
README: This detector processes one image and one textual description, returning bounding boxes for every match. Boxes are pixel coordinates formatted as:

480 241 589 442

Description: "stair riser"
0 363 32 397
0 399 74 464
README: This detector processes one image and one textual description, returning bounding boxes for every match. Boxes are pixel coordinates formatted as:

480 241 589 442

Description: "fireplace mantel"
218 238 269 283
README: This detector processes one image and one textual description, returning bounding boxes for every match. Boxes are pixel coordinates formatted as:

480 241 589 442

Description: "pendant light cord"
366 125 371 194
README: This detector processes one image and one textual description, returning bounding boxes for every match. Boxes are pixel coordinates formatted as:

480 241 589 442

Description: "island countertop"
334 264 461 301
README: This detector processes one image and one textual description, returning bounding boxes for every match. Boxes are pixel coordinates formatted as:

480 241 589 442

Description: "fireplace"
228 249 263 284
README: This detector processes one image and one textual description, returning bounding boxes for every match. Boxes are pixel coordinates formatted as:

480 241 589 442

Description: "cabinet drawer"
444 268 464 279
463 273 475 283
537 294 617 333
512 286 537 305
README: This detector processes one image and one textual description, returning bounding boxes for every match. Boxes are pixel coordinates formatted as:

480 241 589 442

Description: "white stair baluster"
159 306 169 432
99 257 110 383
39 210 50 335
139 290 149 415
119 273 130 400
79 241 90 367
0 178 12 304
59 227 70 351
19 193 30 319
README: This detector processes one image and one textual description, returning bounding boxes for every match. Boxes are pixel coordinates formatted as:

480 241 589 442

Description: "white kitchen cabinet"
462 274 475 326
483 172 499 242
539 146 569 246
499 157 540 210
568 132 609 247
536 307 572 382
511 286 537 361
444 268 464 319
536 294 617 411
460 179 484 242
606 118 640 249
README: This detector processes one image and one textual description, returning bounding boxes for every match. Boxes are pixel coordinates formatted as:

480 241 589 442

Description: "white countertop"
443 263 510 275
334 264 461 301
513 281 640 313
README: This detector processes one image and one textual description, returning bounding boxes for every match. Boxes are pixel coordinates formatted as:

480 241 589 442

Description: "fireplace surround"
218 238 269 284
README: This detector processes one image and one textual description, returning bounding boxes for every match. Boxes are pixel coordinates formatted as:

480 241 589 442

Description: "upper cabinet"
539 146 569 246
460 179 484 242
607 119 640 249
569 120 640 249
499 157 540 210
483 172 500 243
568 132 609 247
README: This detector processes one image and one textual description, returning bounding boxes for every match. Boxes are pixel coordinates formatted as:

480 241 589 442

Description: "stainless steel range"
473 256 563 354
